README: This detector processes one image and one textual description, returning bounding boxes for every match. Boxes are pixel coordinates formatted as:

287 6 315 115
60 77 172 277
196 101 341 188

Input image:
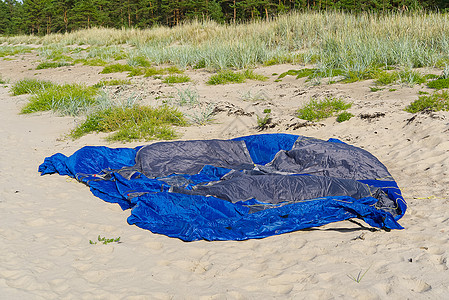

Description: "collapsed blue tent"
39 134 406 241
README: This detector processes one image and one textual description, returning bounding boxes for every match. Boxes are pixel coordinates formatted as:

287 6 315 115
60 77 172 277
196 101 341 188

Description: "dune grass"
0 45 33 57
162 74 191 84
11 78 54 95
36 61 73 69
93 79 132 88
100 63 135 74
207 69 267 85
20 83 99 116
2 11 447 73
71 105 187 142
297 98 352 121
405 91 449 113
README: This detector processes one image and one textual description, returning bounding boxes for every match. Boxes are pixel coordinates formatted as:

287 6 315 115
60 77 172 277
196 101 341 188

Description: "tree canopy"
0 0 448 35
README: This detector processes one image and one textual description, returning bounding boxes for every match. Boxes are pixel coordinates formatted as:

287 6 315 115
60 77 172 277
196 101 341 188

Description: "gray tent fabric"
266 136 392 180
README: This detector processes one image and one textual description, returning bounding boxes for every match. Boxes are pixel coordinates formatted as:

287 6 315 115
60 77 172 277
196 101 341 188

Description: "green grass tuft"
11 78 54 95
427 78 449 90
375 69 426 86
36 61 73 69
297 97 352 121
74 58 109 66
374 71 398 85
21 84 98 116
93 79 132 88
242 69 268 81
278 69 316 79
162 74 191 84
207 70 245 85
71 105 187 142
127 56 151 67
207 69 266 85
100 63 135 74
405 91 449 113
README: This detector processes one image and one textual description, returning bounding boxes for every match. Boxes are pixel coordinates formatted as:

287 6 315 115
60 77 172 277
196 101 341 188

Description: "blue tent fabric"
39 133 407 241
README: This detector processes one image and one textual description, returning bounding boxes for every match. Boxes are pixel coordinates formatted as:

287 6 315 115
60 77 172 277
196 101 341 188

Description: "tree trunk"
47 15 51 34
233 0 236 24
64 9 68 32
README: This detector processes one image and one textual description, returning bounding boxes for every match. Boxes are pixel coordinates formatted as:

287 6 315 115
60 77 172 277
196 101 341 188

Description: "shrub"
336 111 354 122
297 97 352 121
427 78 449 90
405 91 449 113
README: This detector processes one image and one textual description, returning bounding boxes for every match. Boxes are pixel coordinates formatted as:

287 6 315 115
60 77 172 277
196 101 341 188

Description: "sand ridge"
1 51 448 299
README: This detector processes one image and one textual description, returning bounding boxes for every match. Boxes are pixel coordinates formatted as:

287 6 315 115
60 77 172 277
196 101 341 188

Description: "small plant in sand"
239 89 270 102
71 105 187 142
162 74 191 84
176 86 199 106
405 91 449 113
89 235 121 245
20 83 99 116
369 86 383 92
188 104 216 125
36 61 73 70
93 79 132 88
11 78 54 95
297 97 352 122
336 111 354 123
347 266 371 284
207 69 267 85
257 108 272 129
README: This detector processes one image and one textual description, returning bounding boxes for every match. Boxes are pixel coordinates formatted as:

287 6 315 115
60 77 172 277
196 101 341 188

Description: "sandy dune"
1 52 448 299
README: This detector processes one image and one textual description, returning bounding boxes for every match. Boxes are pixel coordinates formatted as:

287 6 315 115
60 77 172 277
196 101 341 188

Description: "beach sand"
1 52 448 299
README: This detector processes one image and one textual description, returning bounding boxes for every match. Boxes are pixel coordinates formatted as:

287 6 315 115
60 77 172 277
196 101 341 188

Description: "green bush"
427 78 449 90
405 91 449 113
336 111 354 122
297 97 352 121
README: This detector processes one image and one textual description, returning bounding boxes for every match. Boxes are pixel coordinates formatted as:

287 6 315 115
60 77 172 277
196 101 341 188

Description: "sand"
1 51 448 299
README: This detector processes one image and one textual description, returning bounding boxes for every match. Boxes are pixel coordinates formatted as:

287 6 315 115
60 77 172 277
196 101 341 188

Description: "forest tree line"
1 0 448 35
